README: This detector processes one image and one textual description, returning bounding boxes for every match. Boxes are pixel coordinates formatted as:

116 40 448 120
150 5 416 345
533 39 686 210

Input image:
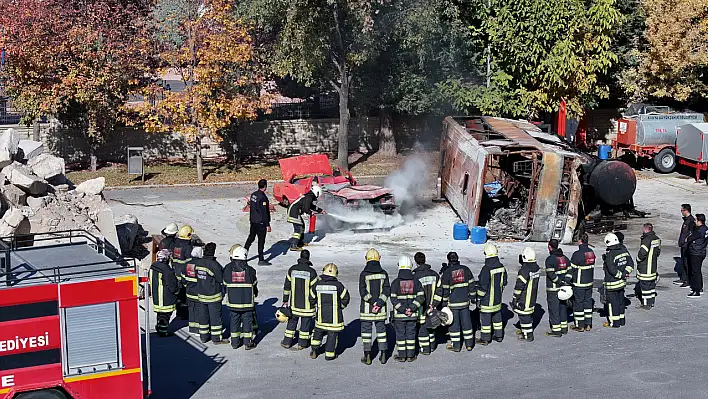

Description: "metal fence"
258 97 339 121
0 97 22 125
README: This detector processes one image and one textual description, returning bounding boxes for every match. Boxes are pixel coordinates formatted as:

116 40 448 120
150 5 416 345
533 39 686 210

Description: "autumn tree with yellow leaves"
134 0 269 182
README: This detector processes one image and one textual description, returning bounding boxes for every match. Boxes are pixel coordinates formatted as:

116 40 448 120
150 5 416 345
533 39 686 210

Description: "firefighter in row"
287 185 324 251
544 239 572 337
281 250 320 350
195 242 226 344
635 223 661 309
223 246 259 350
150 248 179 337
511 247 541 342
476 243 507 345
310 263 350 361
174 246 202 335
412 252 439 354
569 233 596 332
158 223 179 252
358 248 391 365
172 224 196 321
432 252 476 352
602 232 634 328
390 256 425 362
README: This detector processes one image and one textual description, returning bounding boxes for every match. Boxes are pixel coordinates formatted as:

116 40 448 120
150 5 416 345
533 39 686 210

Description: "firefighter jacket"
434 261 476 310
636 231 661 280
512 262 541 315
194 255 223 303
287 191 322 225
603 244 633 291
413 263 439 313
390 270 425 321
171 238 193 261
687 225 708 257
223 260 258 311
158 235 178 253
679 214 696 247
175 257 199 300
283 258 320 317
249 189 271 226
150 261 179 313
545 249 571 292
359 260 390 321
477 257 507 313
310 275 350 331
570 244 596 288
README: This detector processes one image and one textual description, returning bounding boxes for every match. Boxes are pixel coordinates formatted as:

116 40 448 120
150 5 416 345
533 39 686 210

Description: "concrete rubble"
27 153 65 180
75 177 105 195
0 128 20 168
18 140 44 160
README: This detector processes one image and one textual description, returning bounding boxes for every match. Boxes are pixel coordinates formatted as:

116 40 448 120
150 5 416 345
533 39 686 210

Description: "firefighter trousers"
449 308 474 350
417 324 436 353
283 315 313 347
605 289 625 328
187 298 200 334
547 292 568 333
198 301 224 343
634 280 657 307
156 312 172 336
311 328 338 360
230 310 254 347
572 287 593 328
516 312 534 339
479 310 503 342
394 320 417 358
361 320 387 352
289 222 305 248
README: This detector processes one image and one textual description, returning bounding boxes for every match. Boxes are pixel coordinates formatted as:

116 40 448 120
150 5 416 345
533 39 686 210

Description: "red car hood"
279 154 332 182
331 185 393 200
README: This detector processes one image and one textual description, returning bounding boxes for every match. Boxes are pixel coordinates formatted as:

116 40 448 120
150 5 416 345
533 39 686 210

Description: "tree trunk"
337 71 350 170
32 119 40 142
89 150 98 172
379 108 396 156
195 137 203 183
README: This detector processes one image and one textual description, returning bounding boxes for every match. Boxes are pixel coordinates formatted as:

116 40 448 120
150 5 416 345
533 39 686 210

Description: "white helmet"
230 246 248 261
191 246 203 258
440 307 454 326
311 185 322 198
162 222 179 235
398 255 413 270
604 233 619 247
484 243 498 258
521 247 536 262
558 285 573 301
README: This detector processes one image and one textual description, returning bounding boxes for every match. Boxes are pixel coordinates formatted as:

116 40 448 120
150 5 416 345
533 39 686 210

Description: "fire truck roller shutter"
63 302 121 376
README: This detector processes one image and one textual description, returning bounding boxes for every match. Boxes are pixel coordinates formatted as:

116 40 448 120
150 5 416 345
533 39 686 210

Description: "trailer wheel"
15 389 68 399
654 148 676 173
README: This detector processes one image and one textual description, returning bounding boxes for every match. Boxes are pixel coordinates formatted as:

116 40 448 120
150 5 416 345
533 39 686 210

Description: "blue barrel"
453 223 469 240
598 144 612 160
470 226 487 244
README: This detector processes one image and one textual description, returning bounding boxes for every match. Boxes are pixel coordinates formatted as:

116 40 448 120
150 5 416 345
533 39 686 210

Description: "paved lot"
110 171 708 399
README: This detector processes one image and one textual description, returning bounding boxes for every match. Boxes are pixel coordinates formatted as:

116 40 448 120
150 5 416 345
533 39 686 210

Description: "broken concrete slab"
0 207 25 236
96 207 121 255
26 195 50 212
18 140 44 160
0 129 20 168
27 153 64 180
5 163 48 195
2 184 28 207
75 177 105 195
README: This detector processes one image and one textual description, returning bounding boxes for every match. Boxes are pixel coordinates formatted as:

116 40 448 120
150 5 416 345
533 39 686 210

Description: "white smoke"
384 156 429 211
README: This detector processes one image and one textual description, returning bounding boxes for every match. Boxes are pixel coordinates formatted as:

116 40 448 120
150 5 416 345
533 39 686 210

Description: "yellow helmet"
365 248 381 261
275 307 291 323
323 263 339 277
178 225 194 239
484 243 498 258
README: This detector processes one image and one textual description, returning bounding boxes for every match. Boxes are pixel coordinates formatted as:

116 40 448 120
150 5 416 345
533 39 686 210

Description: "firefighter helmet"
604 233 619 247
311 185 322 198
230 246 248 261
484 243 498 258
440 307 454 326
162 222 179 236
178 225 194 239
521 247 536 262
365 248 381 261
398 255 413 270
275 306 292 323
323 263 338 277
558 285 573 301
191 246 203 258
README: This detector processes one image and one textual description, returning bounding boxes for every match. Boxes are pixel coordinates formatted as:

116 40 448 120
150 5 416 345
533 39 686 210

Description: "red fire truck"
0 230 151 399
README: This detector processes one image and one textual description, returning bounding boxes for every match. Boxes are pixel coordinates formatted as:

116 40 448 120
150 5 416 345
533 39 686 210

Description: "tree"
438 0 622 119
0 0 154 171
132 0 268 182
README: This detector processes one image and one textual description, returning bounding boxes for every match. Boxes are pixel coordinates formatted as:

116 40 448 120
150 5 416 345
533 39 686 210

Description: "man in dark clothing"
675 204 696 287
281 250 320 349
195 242 225 344
171 225 195 320
635 223 661 308
158 223 179 252
512 248 541 342
223 246 259 349
603 233 634 328
686 214 708 298
245 179 272 266
309 263 350 361
175 247 202 334
570 233 595 331
359 248 391 365
288 186 323 251
413 252 440 354
150 249 179 337
390 256 425 362
545 239 572 337
433 252 476 352
476 243 507 345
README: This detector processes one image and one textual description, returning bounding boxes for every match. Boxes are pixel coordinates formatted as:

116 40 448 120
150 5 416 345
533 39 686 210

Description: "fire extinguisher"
308 214 317 233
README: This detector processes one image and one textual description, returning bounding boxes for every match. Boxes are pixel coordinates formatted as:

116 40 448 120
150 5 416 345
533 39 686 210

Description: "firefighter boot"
571 326 585 332
395 354 407 362
407 356 416 362
361 351 372 365
310 348 319 359
475 338 490 346
585 325 592 332
526 332 534 342
245 342 257 351
545 331 562 337
231 339 243 350
379 351 389 364
493 337 503 343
